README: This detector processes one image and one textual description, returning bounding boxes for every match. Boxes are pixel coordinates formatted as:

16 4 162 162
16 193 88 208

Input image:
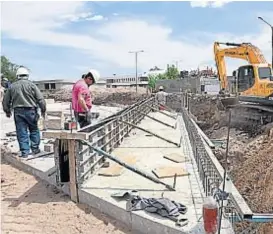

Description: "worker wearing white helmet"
72 69 100 128
2 66 46 158
155 85 168 110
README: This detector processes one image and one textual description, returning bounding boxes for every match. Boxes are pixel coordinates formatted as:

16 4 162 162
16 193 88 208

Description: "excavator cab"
232 65 255 94
214 41 273 107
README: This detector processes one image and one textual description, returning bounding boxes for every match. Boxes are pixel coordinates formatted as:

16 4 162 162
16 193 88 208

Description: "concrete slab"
1 105 235 234
80 112 207 233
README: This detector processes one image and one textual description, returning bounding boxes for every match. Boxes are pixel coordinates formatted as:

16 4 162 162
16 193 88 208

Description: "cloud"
1 1 272 77
61 12 93 22
62 13 105 22
86 15 104 21
190 1 231 8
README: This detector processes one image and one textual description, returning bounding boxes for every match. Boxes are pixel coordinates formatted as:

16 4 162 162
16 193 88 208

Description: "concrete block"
45 99 55 104
38 118 45 130
45 116 64 130
44 144 54 152
131 212 183 234
78 190 132 227
47 111 63 117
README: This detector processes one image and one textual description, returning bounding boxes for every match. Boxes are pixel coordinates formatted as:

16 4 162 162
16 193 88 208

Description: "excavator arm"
214 42 268 90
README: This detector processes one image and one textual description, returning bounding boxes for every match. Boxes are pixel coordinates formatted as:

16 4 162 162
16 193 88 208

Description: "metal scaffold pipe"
80 140 175 191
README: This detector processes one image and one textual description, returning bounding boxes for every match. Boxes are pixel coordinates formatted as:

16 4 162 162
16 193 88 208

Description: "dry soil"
1 155 134 234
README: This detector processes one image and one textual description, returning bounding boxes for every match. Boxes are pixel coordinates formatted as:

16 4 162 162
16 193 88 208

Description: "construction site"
1 78 273 234
1 5 273 233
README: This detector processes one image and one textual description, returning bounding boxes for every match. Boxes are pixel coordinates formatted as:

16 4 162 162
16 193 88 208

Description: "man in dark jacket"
2 67 46 158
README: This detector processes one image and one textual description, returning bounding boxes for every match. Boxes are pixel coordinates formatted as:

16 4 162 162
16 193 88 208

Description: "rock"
232 149 244 159
44 144 54 152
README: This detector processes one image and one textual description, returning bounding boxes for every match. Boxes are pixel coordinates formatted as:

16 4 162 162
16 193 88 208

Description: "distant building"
33 79 75 92
94 80 106 87
200 76 220 94
105 75 148 88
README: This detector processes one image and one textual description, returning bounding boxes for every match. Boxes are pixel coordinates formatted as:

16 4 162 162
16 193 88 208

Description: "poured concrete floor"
81 111 208 233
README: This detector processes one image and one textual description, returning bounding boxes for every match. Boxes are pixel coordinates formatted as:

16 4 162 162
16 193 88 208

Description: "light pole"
258 16 273 66
173 60 183 70
129 50 144 92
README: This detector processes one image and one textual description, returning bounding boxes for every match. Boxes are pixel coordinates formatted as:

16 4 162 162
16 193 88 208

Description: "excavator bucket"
220 96 239 108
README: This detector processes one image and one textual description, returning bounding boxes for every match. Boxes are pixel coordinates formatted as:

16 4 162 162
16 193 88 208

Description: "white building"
105 75 148 88
33 79 75 92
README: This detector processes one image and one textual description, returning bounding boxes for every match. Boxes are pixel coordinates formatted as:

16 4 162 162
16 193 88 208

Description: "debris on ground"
45 86 150 106
189 94 227 130
190 94 273 234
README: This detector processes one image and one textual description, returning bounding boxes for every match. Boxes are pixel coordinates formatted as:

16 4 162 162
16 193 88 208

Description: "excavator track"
229 103 273 136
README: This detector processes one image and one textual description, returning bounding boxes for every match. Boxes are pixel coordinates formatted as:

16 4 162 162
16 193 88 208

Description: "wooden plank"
68 139 78 202
42 131 88 140
163 153 189 163
152 166 189 179
98 155 137 177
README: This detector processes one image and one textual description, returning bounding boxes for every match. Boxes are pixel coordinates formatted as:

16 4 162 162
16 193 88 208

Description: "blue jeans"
14 107 40 156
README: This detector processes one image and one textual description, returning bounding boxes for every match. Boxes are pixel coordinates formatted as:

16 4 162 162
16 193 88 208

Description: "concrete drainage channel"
3 95 271 234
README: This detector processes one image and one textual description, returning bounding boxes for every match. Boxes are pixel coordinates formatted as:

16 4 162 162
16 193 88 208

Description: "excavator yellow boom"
214 42 270 91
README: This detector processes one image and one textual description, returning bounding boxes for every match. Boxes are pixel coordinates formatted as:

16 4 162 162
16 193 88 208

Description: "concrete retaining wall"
156 77 201 94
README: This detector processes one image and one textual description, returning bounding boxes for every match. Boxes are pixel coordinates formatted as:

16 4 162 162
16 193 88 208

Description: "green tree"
147 74 158 92
165 64 179 80
1 56 20 82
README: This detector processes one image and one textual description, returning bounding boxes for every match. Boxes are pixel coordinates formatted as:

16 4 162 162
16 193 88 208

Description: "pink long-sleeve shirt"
72 80 92 113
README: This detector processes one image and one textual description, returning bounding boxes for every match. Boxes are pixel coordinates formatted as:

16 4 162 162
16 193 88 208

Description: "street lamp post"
129 50 144 92
173 60 183 70
258 16 273 66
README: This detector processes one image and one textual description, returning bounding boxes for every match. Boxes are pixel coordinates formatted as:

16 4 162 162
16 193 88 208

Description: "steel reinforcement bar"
43 97 155 188
173 93 273 231
75 98 154 185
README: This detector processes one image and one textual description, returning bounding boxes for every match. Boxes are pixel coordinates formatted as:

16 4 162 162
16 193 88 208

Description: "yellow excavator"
214 42 273 130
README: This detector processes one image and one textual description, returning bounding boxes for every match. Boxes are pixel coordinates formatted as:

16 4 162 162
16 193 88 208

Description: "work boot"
20 151 31 159
32 148 41 155
20 154 29 159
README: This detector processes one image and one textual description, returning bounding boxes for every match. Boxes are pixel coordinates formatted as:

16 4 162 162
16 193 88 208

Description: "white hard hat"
87 69 100 83
16 67 30 78
159 86 164 90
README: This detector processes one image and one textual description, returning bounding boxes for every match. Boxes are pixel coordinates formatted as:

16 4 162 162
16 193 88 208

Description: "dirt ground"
1 157 134 234
45 86 150 106
190 94 273 233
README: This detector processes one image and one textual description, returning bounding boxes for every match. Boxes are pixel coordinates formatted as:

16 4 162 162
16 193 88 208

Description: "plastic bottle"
203 196 218 234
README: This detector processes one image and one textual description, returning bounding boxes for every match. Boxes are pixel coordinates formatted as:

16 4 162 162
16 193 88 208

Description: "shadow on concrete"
119 146 178 149
81 187 168 192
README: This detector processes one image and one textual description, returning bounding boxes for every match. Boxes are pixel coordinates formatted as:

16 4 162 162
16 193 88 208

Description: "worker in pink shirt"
72 69 100 128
